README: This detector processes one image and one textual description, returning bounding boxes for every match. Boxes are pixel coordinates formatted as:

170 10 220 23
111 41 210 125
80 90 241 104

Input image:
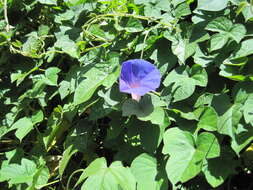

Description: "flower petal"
130 59 156 80
119 59 161 96
120 60 133 84
119 85 152 96
140 68 161 90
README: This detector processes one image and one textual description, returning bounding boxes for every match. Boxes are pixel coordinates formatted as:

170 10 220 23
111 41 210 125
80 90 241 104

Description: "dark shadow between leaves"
140 123 160 153
122 94 154 117
211 94 231 116
233 125 253 148
189 22 209 43
138 95 154 117
232 81 253 98
65 27 82 41
7 148 24 165
204 146 238 187
161 83 181 104
154 157 170 190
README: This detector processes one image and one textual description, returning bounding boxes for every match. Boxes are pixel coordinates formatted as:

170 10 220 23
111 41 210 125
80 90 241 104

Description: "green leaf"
59 145 78 176
73 67 109 106
165 23 199 64
44 67 61 86
206 17 246 49
64 0 88 6
194 93 214 108
210 33 228 51
131 153 157 189
58 81 70 100
197 0 228 11
98 87 122 107
54 35 79 58
162 128 220 185
232 81 253 104
140 120 169 153
242 3 253 21
231 123 253 154
38 0 57 5
89 100 112 120
10 117 34 141
31 110 44 124
122 95 154 117
0 158 49 188
196 132 220 159
134 0 157 5
144 4 162 18
171 77 195 102
124 18 144 33
203 147 238 188
206 17 232 33
172 0 186 7
59 121 90 176
0 158 36 184
102 65 120 88
43 107 70 151
15 124 33 141
231 39 253 59
212 94 242 139
150 40 177 76
229 24 247 43
197 106 218 131
193 45 214 67
190 64 208 87
122 94 166 124
243 94 253 124
76 158 136 190
76 158 107 186
233 1 253 20
139 107 165 125
163 66 196 102
21 32 43 57
131 153 167 190
88 24 116 41
10 66 38 86
174 2 191 18
171 37 197 64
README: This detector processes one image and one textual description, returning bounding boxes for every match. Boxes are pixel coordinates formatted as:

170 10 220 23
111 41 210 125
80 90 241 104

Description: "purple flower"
119 59 161 101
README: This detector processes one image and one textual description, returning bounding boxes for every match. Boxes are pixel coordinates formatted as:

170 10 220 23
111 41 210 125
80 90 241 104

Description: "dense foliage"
1 0 253 189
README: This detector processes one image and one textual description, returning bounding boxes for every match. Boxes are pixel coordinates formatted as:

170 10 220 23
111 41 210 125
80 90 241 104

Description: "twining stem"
66 169 85 190
140 24 160 59
4 0 10 32
82 42 112 53
37 179 60 189
83 13 178 31
140 29 151 59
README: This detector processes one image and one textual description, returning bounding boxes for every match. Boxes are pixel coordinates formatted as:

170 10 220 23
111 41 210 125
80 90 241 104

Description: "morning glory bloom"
119 59 161 101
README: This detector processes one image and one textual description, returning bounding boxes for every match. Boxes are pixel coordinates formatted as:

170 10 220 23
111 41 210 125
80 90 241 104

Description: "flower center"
129 82 140 88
